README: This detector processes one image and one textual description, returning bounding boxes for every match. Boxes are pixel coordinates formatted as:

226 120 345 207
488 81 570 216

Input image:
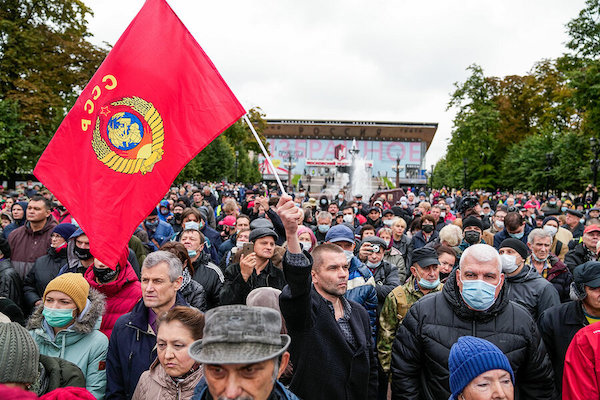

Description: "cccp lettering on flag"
34 0 245 268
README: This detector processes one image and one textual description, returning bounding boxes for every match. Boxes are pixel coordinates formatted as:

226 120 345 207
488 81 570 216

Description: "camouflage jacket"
377 275 443 375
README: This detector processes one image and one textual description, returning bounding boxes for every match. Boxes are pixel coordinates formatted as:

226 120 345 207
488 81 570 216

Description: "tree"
0 0 108 178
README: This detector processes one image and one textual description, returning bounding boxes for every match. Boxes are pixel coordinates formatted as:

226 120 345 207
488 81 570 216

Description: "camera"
371 244 381 253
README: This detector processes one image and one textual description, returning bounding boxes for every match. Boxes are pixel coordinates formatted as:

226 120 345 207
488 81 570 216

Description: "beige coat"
132 359 203 400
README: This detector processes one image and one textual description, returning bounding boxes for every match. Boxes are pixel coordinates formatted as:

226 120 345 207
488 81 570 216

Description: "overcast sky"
84 0 586 168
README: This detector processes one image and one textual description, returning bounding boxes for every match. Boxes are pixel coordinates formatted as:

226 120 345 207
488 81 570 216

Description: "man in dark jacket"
105 251 189 400
527 228 573 302
220 227 286 305
8 195 57 279
562 209 585 240
390 243 555 400
357 236 400 314
0 237 22 309
565 224 600 271
538 261 600 394
492 211 532 250
23 223 77 312
277 195 378 400
499 238 560 320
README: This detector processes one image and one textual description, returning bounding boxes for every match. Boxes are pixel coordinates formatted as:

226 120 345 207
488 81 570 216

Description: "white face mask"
494 220 504 229
543 225 558 237
236 241 248 248
383 220 394 227
343 214 354 224
383 239 390 247
500 253 518 274
299 241 312 251
440 212 446 218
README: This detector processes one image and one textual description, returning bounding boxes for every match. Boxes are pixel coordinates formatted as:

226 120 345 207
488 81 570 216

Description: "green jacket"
28 288 108 399
377 275 443 374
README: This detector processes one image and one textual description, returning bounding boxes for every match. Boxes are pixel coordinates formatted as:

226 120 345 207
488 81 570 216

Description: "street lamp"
283 152 296 191
590 137 600 188
545 152 553 196
391 155 403 188
462 158 468 189
430 164 434 189
234 150 239 183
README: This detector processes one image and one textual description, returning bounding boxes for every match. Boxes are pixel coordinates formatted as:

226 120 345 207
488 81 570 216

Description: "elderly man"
189 305 299 400
542 216 572 261
313 210 332 244
566 224 600 271
105 251 188 400
378 247 443 378
498 238 560 320
390 244 555 400
539 261 600 395
527 228 573 302
220 227 286 306
277 195 378 400
562 209 585 240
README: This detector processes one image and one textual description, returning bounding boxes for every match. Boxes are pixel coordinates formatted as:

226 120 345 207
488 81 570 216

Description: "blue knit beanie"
448 336 514 399
53 223 78 242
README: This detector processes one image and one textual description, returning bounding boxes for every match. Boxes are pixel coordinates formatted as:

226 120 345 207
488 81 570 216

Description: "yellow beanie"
43 273 90 313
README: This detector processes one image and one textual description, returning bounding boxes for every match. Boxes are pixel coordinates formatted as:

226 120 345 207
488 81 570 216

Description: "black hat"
499 238 529 259
566 209 583 218
412 247 439 267
149 208 158 217
361 236 387 250
462 216 483 231
574 261 600 288
249 227 278 243
542 216 559 226
383 209 395 216
368 206 381 214
250 218 274 230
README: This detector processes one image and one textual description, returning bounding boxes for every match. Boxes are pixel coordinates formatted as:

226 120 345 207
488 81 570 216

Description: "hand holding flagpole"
243 114 287 195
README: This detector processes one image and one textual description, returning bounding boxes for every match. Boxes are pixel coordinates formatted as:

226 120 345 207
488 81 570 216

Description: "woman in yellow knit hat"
27 272 108 399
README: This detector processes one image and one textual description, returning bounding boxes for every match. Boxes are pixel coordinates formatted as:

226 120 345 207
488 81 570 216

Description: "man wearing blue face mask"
141 208 174 251
492 211 532 250
313 211 332 244
390 243 555 400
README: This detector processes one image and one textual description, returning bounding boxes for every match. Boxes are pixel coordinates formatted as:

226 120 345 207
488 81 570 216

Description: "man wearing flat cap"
220 227 286 306
276 195 378 400
565 224 600 271
562 209 585 240
538 260 600 394
189 305 299 400
378 247 442 380
498 238 559 320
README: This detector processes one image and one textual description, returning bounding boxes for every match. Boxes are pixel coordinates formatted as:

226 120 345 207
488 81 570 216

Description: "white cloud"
84 0 586 167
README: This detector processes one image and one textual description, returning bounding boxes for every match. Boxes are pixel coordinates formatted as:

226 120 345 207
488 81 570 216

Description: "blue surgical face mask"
42 307 75 328
343 250 354 263
187 249 197 258
366 260 380 269
317 224 330 233
459 276 500 311
561 206 568 212
509 231 524 240
417 271 440 290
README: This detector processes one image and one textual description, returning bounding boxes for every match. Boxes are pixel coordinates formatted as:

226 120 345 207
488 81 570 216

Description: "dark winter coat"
410 230 438 250
23 247 68 310
369 260 400 314
0 258 23 308
392 234 412 270
527 254 573 303
390 272 555 400
105 293 189 400
178 269 207 311
192 251 223 309
505 264 560 321
538 300 587 395
8 217 57 279
220 259 286 305
279 251 378 400
565 242 596 272
33 354 86 396
562 222 585 240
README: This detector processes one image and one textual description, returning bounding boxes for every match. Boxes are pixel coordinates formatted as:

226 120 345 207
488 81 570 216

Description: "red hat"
584 225 600 234
218 215 236 227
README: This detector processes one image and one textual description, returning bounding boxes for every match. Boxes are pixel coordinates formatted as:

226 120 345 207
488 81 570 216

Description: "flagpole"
243 115 287 195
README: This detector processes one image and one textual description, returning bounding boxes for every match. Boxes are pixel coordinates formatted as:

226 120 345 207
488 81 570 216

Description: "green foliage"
0 0 108 178
566 0 600 58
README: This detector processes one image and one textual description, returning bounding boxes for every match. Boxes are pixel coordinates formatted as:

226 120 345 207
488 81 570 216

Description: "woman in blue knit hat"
448 336 515 400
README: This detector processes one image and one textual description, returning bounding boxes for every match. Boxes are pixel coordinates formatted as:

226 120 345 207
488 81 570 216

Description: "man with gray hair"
526 228 572 302
189 305 299 400
106 250 190 400
390 243 555 399
313 210 332 244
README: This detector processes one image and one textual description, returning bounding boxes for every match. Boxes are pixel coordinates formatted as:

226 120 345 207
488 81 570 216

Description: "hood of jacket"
24 216 56 235
147 358 203 395
84 261 139 296
442 269 510 323
27 287 105 335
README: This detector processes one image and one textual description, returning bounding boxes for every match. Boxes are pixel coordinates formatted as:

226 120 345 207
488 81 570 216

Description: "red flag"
34 0 245 268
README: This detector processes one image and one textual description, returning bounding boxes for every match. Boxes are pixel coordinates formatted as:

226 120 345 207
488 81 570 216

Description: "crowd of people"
1 179 600 399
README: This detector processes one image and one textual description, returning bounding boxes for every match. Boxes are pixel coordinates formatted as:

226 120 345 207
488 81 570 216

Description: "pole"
287 153 293 191
395 156 400 189
463 158 467 189
243 115 286 195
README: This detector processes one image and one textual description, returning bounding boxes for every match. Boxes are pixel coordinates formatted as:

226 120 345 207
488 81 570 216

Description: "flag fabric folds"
34 0 245 268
